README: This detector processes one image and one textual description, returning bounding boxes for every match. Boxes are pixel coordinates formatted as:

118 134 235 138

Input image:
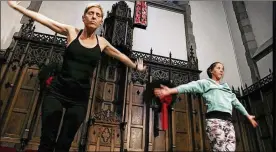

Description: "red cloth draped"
159 95 172 130
40 76 54 116
45 76 54 87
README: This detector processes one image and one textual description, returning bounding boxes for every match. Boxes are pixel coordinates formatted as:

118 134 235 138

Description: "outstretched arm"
154 80 205 98
231 97 249 116
232 95 258 128
8 1 73 36
102 38 146 71
175 80 205 94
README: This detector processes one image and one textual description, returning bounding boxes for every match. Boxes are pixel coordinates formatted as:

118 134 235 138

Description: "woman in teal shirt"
154 62 258 151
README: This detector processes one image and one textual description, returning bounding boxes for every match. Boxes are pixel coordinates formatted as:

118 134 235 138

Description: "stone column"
20 1 43 24
183 3 198 67
232 1 260 83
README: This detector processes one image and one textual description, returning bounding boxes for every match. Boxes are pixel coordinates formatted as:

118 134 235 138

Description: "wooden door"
125 82 146 151
201 99 211 151
172 94 193 151
1 65 40 147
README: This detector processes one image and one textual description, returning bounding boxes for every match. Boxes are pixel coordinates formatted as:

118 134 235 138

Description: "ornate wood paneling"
1 1 267 152
200 102 211 151
103 82 116 102
0 27 258 152
173 94 192 152
232 109 246 151
1 65 40 148
235 72 274 152
247 93 273 152
0 62 21 120
153 131 168 151
190 94 204 151
104 1 133 52
83 2 135 151
86 109 121 152
126 83 146 151
0 20 79 151
1 41 28 123
25 103 42 149
85 58 124 151
127 47 202 152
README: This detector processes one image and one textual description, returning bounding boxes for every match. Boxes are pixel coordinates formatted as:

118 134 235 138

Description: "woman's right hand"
246 115 258 128
7 1 21 9
154 85 172 98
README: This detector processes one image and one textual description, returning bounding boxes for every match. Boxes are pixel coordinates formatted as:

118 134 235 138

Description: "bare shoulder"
66 27 80 46
97 36 108 44
97 36 109 51
67 27 80 36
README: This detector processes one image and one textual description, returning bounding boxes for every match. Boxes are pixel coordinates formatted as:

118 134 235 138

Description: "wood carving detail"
103 83 115 102
130 128 143 149
131 106 143 125
100 127 112 145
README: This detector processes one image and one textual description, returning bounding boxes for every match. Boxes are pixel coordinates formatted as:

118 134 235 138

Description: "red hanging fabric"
159 95 172 130
134 1 148 29
45 76 54 87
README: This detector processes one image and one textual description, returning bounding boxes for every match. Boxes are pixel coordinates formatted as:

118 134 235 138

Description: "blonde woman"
8 1 146 151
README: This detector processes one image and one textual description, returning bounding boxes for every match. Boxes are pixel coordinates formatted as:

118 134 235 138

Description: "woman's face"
211 63 224 80
82 7 103 29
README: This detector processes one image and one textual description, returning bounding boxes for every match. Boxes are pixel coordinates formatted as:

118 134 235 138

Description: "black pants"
38 93 87 152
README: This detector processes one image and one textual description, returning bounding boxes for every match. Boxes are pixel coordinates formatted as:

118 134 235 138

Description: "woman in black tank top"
8 1 146 152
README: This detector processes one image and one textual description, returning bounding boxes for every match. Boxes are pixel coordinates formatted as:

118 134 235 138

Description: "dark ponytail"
207 62 222 78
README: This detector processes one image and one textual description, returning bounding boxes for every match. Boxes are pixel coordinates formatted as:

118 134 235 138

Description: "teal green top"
175 78 249 116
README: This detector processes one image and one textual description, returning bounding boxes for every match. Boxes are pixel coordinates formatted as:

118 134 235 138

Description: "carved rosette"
92 109 121 124
131 67 149 84
171 71 189 86
100 127 112 144
151 68 169 81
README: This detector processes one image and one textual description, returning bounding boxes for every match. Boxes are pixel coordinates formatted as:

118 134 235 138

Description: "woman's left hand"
247 115 258 128
136 58 146 72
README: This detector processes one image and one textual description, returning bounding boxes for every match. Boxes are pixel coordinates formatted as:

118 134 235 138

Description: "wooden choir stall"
1 1 271 152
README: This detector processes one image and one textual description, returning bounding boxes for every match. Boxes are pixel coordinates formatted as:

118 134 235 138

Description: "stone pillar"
20 1 43 24
232 1 260 83
183 3 198 67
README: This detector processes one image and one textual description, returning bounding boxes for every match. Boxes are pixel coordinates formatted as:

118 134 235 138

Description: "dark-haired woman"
154 62 258 151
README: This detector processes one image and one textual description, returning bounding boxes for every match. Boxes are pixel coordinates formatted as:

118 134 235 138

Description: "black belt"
206 111 232 121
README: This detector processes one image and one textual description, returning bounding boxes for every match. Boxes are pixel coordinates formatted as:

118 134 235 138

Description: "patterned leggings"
206 119 236 151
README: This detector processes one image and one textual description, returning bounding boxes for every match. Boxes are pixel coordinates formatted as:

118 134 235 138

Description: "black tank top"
48 29 102 103
61 29 101 80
